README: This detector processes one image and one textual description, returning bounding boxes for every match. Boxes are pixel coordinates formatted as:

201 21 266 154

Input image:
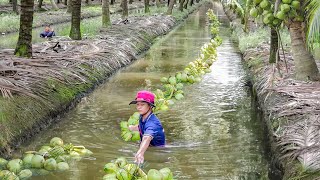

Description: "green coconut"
0 158 8 170
250 8 258 18
103 173 117 180
168 76 177 85
180 73 188 82
204 68 211 73
175 73 182 82
3 171 19 180
56 154 71 163
147 169 163 180
132 112 140 120
160 77 168 83
276 11 286 20
40 145 52 151
50 137 64 147
282 0 292 4
116 168 132 180
159 168 173 180
18 169 33 180
57 162 69 171
174 93 184 100
31 155 45 169
131 131 140 141
77 149 93 156
121 131 133 142
259 0 269 9
7 159 22 174
22 154 34 168
128 117 138 125
44 158 57 171
104 163 119 174
187 75 195 84
280 4 291 13
159 104 169 111
176 83 183 90
291 0 300 9
124 164 138 175
120 121 129 131
0 170 11 178
115 157 127 168
253 0 262 4
29 168 50 176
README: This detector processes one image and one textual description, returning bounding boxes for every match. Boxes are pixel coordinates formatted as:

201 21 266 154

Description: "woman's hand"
135 152 144 164
129 125 139 131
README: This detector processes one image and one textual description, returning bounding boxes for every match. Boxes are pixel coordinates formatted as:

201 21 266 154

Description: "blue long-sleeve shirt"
40 31 55 38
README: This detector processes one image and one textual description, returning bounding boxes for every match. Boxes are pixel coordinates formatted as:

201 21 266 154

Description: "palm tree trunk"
102 0 111 27
14 0 34 57
66 0 72 13
183 0 188 9
166 0 175 15
144 0 150 13
188 0 193 6
69 0 81 40
64 0 67 5
269 28 278 63
155 0 161 7
12 0 18 14
122 0 128 18
50 0 59 10
179 0 185 11
38 0 43 9
289 21 320 81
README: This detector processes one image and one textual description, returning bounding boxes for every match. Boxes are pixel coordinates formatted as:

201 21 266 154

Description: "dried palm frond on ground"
0 15 175 102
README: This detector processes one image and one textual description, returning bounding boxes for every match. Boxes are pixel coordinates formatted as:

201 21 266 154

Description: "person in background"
128 90 166 164
40 25 55 38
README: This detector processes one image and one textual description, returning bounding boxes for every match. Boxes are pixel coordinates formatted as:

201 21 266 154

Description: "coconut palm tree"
102 0 111 27
69 0 81 40
14 0 34 57
122 0 128 18
144 0 150 13
166 0 175 15
286 0 320 81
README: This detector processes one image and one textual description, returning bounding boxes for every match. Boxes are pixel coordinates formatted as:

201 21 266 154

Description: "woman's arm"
135 135 152 164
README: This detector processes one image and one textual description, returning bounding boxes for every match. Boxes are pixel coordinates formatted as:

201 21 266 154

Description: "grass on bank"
233 26 291 53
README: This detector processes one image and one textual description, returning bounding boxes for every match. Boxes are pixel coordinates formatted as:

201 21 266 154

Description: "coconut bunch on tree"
0 137 93 179
103 157 174 180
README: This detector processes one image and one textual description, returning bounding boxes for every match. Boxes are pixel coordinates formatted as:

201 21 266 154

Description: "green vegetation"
236 27 291 53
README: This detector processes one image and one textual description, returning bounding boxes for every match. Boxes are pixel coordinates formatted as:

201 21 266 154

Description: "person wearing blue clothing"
128 90 165 164
40 26 55 38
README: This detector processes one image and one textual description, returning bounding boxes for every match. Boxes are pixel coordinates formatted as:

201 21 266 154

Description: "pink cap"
129 90 155 107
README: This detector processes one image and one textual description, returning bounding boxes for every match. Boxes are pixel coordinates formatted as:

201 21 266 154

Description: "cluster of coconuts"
0 137 93 180
250 0 302 27
103 157 173 180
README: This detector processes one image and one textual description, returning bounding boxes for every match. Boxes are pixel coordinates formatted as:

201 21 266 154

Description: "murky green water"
15 2 270 180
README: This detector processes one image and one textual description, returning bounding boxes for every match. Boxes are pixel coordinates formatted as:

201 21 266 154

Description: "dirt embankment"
221 3 320 180
0 2 204 158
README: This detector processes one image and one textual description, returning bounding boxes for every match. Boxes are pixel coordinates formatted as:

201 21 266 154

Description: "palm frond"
305 0 320 49
279 117 320 171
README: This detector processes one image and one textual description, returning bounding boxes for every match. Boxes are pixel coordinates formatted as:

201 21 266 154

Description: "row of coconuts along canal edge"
0 137 93 179
249 0 302 27
120 8 222 143
110 9 222 180
103 157 174 180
